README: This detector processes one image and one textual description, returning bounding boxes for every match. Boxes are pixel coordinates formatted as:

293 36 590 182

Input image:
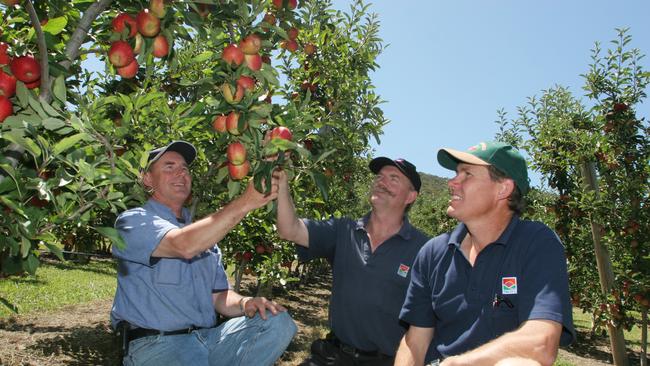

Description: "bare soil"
0 269 638 366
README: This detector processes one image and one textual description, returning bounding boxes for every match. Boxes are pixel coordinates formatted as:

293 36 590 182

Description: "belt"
329 336 390 359
127 326 203 343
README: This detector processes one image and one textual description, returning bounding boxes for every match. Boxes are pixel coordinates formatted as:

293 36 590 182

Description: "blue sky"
330 0 650 186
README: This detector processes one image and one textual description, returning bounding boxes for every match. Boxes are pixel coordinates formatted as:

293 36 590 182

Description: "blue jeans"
123 311 297 366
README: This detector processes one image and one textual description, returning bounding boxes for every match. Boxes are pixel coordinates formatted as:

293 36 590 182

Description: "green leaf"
42 118 66 131
43 242 64 261
53 75 67 103
192 51 214 63
20 237 31 258
309 170 329 202
28 97 48 118
227 179 241 199
15 82 30 108
53 133 87 155
42 16 67 35
94 226 126 250
2 131 42 158
24 253 40 275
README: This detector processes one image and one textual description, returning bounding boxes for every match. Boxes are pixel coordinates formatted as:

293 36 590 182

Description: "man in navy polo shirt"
275 157 429 365
395 142 575 366
111 141 296 366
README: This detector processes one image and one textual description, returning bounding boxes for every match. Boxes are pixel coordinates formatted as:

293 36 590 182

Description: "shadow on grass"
564 328 646 366
28 323 121 366
41 258 117 277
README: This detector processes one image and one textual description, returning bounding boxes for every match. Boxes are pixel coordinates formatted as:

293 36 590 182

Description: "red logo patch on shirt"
397 264 410 278
502 276 518 294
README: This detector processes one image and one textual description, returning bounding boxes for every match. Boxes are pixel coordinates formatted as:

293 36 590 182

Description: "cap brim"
437 148 490 171
148 141 197 167
369 157 396 174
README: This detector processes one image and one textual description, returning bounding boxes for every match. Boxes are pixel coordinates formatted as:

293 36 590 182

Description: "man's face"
143 151 192 206
446 163 502 222
370 165 417 211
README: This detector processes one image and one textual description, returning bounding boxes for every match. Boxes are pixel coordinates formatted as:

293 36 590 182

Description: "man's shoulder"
513 218 558 241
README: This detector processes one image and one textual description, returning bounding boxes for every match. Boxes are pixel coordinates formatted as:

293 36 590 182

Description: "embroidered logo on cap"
397 264 410 278
502 277 517 295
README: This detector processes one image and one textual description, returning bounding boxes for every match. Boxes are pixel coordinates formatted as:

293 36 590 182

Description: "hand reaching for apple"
240 176 279 210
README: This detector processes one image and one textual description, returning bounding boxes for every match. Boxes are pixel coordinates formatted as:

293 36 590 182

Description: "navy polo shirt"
399 216 575 360
299 214 429 355
111 199 230 331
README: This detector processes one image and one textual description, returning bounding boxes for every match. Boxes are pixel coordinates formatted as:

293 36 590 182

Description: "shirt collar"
144 198 192 225
448 215 521 248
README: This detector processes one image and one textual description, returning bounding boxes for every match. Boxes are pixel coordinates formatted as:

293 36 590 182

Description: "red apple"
0 95 12 123
108 40 134 68
262 12 276 26
255 244 266 254
227 142 247 165
0 42 10 65
281 39 299 52
244 53 262 71
287 27 299 40
212 114 227 133
0 69 16 98
112 13 138 38
304 43 316 55
270 126 292 141
133 33 144 54
149 0 166 18
613 102 628 112
237 75 256 92
228 160 250 180
272 0 283 9
222 44 244 67
239 34 262 55
136 9 161 37
0 0 20 6
151 34 169 58
226 111 243 135
117 59 139 79
287 0 297 9
221 83 243 104
25 79 40 89
242 251 253 262
261 54 271 65
10 55 41 83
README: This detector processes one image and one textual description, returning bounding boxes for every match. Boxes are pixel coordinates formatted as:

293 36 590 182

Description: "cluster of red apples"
106 0 169 78
0 41 41 122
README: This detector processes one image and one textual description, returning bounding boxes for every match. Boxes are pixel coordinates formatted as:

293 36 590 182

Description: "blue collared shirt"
299 213 429 355
111 199 229 331
399 216 576 360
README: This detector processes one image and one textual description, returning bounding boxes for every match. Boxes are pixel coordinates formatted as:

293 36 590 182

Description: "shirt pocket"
154 259 182 286
490 296 519 337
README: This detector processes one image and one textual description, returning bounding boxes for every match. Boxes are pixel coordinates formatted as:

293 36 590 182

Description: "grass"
0 258 117 318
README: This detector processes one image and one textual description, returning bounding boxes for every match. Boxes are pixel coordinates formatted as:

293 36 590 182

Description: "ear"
405 190 418 206
142 170 153 189
497 179 515 200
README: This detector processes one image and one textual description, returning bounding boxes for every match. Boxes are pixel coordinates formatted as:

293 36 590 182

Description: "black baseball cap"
369 157 421 192
147 140 197 168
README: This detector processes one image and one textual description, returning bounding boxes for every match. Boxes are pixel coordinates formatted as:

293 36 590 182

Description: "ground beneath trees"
0 271 632 365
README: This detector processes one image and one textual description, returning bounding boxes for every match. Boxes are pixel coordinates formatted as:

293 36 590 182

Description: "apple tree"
0 0 387 290
496 29 649 365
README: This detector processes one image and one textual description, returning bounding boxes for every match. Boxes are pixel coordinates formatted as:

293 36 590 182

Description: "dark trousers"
300 337 394 366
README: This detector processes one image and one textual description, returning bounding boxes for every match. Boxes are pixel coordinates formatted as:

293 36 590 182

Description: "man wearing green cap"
395 142 575 366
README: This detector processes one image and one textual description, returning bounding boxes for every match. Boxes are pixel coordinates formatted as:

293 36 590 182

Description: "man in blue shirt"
111 140 296 366
275 157 429 365
396 142 575 366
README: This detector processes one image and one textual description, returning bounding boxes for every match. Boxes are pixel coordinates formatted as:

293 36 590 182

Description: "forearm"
276 177 308 246
444 320 561 366
157 195 258 259
213 290 249 318
395 326 434 366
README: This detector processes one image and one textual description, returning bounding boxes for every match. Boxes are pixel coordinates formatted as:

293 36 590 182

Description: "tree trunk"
580 161 629 366
642 308 648 366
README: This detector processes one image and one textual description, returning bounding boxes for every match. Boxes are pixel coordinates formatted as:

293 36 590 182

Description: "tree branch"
60 0 113 71
24 0 51 103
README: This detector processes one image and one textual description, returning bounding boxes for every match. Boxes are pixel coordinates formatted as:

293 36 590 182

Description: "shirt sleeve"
113 208 177 265
298 217 340 262
210 246 230 292
399 240 436 328
518 225 576 346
